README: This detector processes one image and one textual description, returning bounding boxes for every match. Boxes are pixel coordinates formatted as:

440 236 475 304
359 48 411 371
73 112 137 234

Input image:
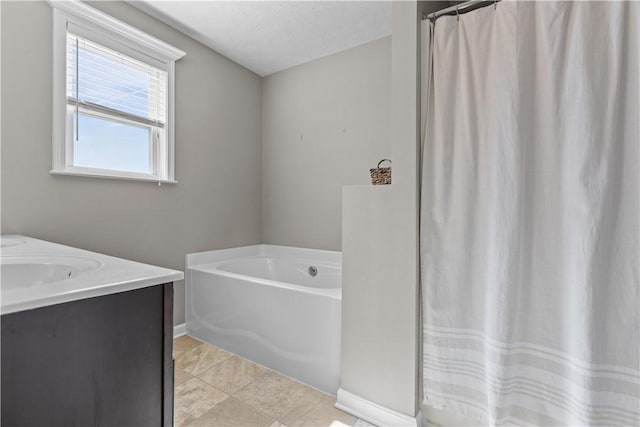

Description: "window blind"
66 32 167 128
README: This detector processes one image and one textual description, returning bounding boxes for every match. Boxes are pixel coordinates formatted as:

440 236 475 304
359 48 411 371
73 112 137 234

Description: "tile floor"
173 335 359 427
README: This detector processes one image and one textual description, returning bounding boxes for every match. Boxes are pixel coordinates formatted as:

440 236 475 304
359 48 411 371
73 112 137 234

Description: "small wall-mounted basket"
370 159 392 185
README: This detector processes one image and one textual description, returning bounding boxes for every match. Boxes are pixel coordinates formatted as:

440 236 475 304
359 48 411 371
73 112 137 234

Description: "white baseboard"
173 323 187 338
336 388 421 427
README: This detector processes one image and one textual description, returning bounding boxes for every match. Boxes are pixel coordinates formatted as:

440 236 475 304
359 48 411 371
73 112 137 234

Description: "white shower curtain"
420 2 639 426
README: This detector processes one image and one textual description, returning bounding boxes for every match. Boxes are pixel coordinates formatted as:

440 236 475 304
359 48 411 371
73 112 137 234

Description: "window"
67 34 167 176
50 0 185 183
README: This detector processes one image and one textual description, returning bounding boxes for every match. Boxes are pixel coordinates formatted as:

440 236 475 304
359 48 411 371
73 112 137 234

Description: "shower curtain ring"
456 4 459 21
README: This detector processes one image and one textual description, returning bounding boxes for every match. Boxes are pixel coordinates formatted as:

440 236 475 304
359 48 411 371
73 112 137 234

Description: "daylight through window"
50 0 185 183
66 33 168 175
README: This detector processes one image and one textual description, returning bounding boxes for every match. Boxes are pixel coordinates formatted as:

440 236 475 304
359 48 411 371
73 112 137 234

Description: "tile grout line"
175 337 358 427
182 335 336 400
183 343 276 425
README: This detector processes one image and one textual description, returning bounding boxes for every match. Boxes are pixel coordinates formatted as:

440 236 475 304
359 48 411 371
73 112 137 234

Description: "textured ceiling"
128 1 392 77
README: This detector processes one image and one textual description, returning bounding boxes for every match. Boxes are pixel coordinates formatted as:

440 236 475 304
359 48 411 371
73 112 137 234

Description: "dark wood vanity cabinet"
1 283 174 427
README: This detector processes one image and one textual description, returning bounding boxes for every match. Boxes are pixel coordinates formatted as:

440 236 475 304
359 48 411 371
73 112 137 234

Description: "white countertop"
1 235 184 315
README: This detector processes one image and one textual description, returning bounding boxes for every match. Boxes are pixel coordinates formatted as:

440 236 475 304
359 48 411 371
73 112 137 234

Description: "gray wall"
0 0 263 325
262 37 391 251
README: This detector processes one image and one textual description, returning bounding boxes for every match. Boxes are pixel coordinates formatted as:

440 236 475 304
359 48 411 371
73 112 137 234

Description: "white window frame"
49 0 185 184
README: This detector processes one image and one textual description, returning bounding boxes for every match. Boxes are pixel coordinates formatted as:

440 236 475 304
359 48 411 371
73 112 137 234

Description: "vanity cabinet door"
162 283 175 427
1 283 174 427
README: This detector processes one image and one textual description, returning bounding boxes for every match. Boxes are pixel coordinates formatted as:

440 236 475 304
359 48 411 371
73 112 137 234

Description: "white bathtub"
186 245 341 394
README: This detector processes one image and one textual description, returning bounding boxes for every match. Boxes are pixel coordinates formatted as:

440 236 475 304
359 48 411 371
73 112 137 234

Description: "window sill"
50 169 177 184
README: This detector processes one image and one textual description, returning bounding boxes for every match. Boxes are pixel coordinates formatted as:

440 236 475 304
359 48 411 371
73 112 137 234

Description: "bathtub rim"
187 244 342 299
186 244 341 269
189 261 341 300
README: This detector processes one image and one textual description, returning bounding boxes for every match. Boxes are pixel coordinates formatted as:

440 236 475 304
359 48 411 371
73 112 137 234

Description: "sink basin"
1 237 26 248
0 235 183 315
1 256 102 290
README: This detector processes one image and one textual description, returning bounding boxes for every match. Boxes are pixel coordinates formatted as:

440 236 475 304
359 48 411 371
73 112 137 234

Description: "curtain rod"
424 0 500 22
